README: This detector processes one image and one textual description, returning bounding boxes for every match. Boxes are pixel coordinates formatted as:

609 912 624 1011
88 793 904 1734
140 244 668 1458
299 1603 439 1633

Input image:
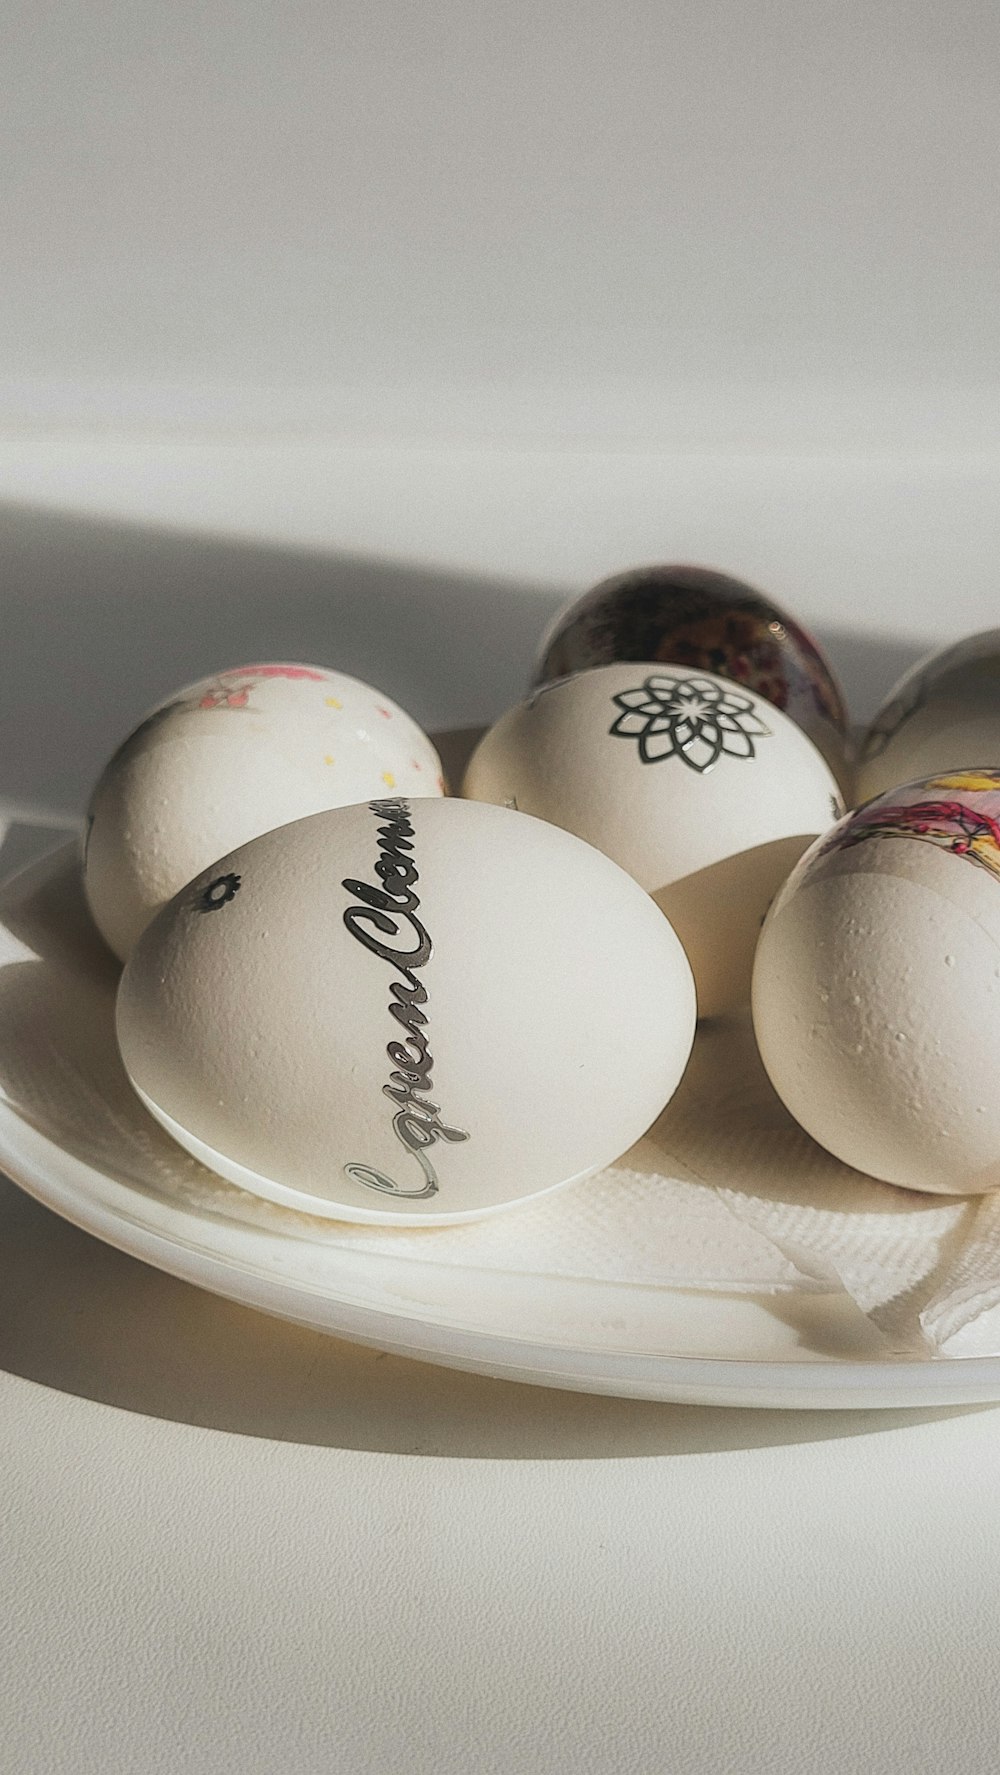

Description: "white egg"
116 796 696 1224
462 664 843 1016
753 770 1000 1194
84 662 445 959
857 629 1000 803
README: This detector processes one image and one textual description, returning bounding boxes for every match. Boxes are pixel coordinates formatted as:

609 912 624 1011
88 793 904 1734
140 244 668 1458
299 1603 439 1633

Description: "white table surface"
4 445 1000 1774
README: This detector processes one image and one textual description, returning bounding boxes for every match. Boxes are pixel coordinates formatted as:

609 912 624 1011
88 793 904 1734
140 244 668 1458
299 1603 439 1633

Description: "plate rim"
5 837 1000 1409
6 1097 1000 1408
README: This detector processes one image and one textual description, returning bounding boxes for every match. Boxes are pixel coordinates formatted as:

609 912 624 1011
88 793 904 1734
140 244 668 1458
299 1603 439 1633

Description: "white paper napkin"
313 1014 987 1356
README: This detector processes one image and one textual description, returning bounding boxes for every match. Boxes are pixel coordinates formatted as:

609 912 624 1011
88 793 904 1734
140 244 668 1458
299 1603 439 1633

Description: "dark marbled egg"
533 564 849 779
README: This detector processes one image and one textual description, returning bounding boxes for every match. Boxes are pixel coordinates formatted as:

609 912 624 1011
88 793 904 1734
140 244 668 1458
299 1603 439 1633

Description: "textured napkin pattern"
330 1014 982 1355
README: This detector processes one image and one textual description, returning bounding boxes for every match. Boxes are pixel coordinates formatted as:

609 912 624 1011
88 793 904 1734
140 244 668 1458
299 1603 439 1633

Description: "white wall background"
3 0 999 448
2 2 999 800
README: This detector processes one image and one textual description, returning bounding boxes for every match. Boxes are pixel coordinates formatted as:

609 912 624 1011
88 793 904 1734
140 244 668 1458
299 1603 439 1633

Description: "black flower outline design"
858 675 926 762
609 673 771 772
199 872 242 911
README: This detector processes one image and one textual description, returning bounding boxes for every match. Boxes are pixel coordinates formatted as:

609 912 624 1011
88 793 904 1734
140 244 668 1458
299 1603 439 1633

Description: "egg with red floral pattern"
754 768 1000 1194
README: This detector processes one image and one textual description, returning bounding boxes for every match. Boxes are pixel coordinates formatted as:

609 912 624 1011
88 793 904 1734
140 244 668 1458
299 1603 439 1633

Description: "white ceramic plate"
4 839 1000 1409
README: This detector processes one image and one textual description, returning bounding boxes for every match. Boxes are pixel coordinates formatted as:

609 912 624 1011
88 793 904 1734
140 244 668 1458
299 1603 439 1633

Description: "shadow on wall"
2 500 927 812
0 501 561 811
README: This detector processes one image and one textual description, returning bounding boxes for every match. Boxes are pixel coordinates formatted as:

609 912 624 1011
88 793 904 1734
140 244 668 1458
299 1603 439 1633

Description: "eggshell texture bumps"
752 770 1000 1194
533 564 849 782
857 629 1000 803
462 664 844 1016
116 797 697 1224
84 663 444 959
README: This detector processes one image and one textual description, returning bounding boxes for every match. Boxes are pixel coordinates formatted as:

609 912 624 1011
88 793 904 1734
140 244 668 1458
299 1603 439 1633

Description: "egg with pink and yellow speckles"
84 663 444 959
533 564 849 783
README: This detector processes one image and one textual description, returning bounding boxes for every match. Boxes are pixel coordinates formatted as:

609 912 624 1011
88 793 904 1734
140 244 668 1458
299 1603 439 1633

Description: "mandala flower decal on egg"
609 674 771 772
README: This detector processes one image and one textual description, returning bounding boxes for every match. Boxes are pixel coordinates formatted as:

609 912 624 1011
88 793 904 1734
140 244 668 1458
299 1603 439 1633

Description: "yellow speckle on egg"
382 771 395 788
324 755 335 766
325 696 343 709
930 771 1000 792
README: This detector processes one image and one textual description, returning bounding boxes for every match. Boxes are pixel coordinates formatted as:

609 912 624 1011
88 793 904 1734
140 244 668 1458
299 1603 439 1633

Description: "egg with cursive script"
115 797 697 1224
463 664 844 1017
84 662 445 960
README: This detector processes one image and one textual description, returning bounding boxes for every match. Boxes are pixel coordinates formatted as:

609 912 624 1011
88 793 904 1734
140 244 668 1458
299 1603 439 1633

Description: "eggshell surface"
116 797 697 1224
857 629 1000 803
463 664 844 1015
533 564 849 781
84 663 445 959
752 769 1000 1194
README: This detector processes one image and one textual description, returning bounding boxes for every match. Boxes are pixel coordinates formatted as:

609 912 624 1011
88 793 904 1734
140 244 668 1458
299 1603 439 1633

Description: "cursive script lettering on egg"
116 797 697 1224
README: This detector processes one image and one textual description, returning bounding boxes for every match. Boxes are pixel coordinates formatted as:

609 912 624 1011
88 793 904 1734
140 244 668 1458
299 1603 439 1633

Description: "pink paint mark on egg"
376 707 393 719
200 687 251 709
